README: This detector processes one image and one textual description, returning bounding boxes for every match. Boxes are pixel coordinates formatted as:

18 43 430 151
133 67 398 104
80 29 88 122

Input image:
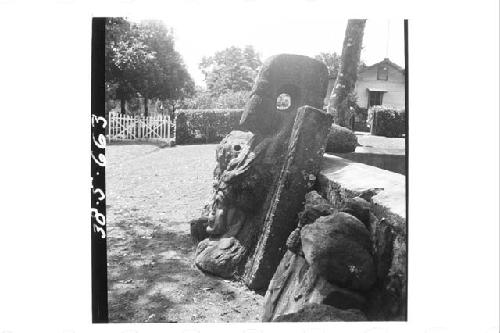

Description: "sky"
131 2 405 87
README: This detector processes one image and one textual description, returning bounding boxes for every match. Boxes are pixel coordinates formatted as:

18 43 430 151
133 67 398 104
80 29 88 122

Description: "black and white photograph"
0 0 499 332
98 15 408 323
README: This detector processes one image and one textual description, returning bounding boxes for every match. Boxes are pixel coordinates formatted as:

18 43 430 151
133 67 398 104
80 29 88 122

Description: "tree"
134 20 194 117
315 52 341 81
199 46 262 96
183 88 250 109
105 18 194 116
315 52 366 84
327 19 366 126
105 18 154 114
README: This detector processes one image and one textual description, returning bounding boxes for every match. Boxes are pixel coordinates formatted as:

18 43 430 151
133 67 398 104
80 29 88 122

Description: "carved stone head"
240 54 329 136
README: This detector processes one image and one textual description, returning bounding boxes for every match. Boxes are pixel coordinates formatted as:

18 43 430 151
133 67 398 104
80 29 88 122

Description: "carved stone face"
204 131 255 237
240 54 329 136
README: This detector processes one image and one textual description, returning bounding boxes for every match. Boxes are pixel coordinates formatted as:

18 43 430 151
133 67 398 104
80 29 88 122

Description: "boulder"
319 283 367 310
304 190 333 207
340 197 371 228
272 303 367 322
298 200 336 227
194 237 246 278
301 212 376 291
261 250 366 322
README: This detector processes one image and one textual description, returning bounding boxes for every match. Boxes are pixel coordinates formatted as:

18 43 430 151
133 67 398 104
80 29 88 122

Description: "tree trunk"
120 98 126 114
328 19 366 127
144 96 149 117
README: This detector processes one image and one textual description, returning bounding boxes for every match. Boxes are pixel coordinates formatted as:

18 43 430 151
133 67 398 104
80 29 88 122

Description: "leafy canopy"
315 52 341 81
105 18 194 110
315 52 366 83
199 46 262 97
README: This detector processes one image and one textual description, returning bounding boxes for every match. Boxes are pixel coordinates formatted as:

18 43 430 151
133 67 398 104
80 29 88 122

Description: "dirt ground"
106 143 263 323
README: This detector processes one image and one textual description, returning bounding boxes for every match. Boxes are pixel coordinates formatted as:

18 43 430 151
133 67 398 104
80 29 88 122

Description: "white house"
325 58 406 110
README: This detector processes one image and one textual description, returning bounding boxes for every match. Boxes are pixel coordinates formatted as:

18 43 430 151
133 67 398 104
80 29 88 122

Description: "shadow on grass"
107 215 228 322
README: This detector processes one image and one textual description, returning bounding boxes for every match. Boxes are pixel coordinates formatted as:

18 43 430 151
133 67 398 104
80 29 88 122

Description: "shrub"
182 90 250 109
350 107 369 132
325 124 359 153
368 106 406 138
175 109 244 144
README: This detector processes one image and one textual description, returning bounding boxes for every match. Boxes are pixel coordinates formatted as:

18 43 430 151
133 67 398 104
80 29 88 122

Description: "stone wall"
261 154 406 321
317 154 406 320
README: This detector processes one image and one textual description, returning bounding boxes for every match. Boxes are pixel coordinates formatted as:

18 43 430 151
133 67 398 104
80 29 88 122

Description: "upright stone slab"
243 105 333 289
191 54 331 290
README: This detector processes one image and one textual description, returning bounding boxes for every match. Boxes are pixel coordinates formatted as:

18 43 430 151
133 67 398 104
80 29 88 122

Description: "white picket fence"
107 112 176 143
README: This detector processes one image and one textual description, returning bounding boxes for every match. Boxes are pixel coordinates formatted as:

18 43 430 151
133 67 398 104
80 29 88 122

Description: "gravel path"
106 144 263 323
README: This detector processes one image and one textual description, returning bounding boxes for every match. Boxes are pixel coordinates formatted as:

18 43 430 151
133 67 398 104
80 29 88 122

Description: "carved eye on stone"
276 93 292 111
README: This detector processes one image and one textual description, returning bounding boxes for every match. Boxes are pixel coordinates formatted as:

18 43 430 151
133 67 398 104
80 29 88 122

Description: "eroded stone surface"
298 190 336 227
341 197 371 228
301 212 376 291
272 303 367 322
195 237 246 278
262 251 365 322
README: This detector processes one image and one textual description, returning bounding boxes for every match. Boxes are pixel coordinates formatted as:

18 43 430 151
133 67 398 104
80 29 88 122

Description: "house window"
368 91 384 107
377 66 388 80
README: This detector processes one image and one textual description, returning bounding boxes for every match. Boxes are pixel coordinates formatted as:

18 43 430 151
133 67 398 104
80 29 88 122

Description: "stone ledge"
319 154 405 221
334 152 406 175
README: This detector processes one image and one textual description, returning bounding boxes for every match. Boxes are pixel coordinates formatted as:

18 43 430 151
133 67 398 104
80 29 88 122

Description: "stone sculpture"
191 54 332 290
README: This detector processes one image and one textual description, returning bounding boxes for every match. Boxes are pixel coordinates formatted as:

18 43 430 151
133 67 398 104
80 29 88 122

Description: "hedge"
176 109 244 144
325 124 359 153
353 107 370 132
368 106 406 138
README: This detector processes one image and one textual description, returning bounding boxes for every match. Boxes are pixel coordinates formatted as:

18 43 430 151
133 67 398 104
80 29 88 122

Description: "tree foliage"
105 18 151 110
199 46 262 96
105 18 194 115
315 52 341 81
328 19 366 126
315 52 366 83
182 88 250 109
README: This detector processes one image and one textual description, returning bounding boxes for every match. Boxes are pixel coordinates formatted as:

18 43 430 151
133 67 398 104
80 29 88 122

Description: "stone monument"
190 54 332 291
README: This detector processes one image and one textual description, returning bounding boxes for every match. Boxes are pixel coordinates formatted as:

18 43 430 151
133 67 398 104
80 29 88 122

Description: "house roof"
360 58 405 74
